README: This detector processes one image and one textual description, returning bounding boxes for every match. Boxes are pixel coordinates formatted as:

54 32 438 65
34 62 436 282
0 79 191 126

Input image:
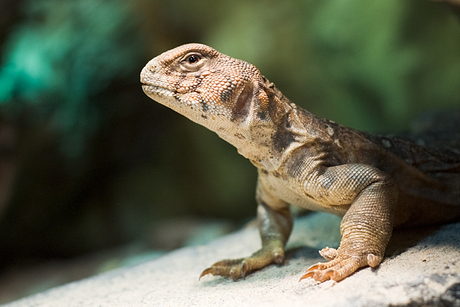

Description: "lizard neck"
215 77 321 172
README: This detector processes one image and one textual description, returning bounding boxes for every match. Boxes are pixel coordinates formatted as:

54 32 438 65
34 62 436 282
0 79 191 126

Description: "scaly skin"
140 44 460 283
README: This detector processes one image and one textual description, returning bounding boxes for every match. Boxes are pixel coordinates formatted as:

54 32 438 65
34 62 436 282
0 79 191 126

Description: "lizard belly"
262 173 347 216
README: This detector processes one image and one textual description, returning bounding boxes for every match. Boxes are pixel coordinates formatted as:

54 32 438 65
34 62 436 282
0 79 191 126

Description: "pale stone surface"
2 212 460 307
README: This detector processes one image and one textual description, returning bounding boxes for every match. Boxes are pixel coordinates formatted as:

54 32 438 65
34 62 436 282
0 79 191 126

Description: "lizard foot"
200 245 285 281
299 252 382 283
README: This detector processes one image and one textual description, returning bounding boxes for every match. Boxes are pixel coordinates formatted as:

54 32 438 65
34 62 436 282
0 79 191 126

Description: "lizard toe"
319 247 338 261
199 258 245 280
200 245 285 281
299 256 364 283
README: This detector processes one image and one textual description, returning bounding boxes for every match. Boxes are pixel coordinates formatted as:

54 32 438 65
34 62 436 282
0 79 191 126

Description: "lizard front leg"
300 164 398 282
200 177 293 281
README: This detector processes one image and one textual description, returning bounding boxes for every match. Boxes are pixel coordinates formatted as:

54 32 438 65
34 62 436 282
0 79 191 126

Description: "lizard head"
140 44 274 151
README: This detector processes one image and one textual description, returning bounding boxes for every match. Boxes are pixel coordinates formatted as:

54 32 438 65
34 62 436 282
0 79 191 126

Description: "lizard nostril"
144 65 156 75
150 64 158 73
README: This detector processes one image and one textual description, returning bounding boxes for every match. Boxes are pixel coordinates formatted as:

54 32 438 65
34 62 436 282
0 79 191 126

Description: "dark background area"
0 0 459 302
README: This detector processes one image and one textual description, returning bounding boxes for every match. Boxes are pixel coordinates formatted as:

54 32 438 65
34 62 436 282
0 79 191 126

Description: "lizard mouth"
141 84 173 98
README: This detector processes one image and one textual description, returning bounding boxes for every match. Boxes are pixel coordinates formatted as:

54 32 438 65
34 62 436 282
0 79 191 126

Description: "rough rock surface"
2 212 460 307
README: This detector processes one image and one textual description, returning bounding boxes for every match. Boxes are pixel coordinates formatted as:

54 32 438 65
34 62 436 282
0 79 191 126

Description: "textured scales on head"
140 43 293 162
141 44 257 126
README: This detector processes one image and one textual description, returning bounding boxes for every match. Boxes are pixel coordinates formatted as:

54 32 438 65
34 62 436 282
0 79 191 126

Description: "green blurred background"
0 0 459 282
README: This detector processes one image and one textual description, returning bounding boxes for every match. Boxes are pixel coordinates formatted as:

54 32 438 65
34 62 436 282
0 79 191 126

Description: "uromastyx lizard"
141 44 460 283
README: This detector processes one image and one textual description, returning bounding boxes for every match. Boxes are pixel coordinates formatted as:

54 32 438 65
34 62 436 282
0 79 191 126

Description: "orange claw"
306 263 322 271
299 263 322 281
299 262 339 282
299 270 315 281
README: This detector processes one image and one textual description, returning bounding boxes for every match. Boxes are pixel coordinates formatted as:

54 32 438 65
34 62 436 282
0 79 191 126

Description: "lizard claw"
299 263 336 282
198 261 250 281
305 263 322 271
199 268 214 280
199 244 285 281
299 256 362 282
199 259 245 281
298 270 315 281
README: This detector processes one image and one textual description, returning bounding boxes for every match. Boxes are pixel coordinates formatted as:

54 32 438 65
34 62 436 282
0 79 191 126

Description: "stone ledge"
2 212 460 307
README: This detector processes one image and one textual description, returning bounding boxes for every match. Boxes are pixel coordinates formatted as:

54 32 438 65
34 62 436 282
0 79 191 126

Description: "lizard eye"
187 54 200 64
180 52 206 71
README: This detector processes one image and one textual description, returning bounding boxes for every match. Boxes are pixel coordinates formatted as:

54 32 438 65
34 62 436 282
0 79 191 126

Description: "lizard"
140 43 460 283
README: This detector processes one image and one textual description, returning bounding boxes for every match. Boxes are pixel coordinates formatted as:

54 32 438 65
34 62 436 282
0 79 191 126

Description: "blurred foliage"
202 0 460 132
0 0 143 157
0 0 459 264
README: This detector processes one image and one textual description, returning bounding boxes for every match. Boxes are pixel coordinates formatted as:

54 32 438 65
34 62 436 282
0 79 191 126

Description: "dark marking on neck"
231 82 254 122
272 113 295 153
257 111 267 120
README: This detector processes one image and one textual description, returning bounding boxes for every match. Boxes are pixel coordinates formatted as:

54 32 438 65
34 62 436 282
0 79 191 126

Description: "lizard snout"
140 58 161 86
